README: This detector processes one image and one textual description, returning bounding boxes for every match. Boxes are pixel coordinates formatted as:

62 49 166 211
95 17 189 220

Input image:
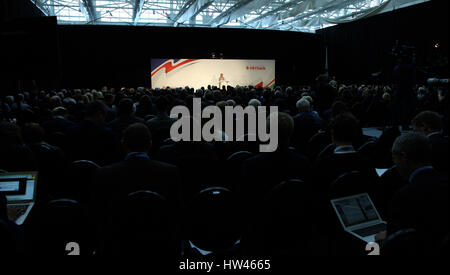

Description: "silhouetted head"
117 98 135 117
392 132 432 180
330 112 358 146
296 97 311 113
85 100 107 123
330 101 348 119
122 123 152 154
21 123 45 144
411 111 443 135
0 121 23 146
155 96 169 114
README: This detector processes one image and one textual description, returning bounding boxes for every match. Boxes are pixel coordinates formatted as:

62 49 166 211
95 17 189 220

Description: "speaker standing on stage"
219 73 228 90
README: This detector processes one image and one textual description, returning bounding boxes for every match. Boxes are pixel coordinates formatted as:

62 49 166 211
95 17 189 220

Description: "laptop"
331 193 387 243
0 171 38 225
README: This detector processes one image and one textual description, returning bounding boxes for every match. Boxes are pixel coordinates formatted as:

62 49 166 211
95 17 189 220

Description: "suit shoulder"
148 159 178 170
97 161 127 174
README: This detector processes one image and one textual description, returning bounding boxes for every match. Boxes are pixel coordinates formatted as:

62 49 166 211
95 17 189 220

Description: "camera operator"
392 42 417 131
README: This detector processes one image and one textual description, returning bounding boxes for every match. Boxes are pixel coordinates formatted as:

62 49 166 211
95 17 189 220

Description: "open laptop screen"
333 194 379 227
0 172 37 202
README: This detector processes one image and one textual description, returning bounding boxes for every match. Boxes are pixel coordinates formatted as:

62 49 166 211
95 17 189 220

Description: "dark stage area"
56 25 322 89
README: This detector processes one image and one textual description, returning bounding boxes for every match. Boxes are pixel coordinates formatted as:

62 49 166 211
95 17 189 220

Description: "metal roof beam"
79 0 97 23
209 0 274 27
132 0 145 25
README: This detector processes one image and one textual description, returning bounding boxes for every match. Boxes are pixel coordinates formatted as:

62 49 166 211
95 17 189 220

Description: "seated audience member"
147 96 177 154
94 123 180 254
21 123 66 201
411 111 449 174
242 112 310 199
48 96 62 110
11 93 32 114
381 133 449 251
65 100 121 165
226 99 236 107
156 116 218 197
0 121 36 172
313 75 336 115
248 98 261 108
135 94 155 118
292 97 323 153
41 107 75 135
312 112 376 194
322 100 348 124
107 98 145 138
102 92 117 123
146 96 176 132
302 96 320 117
95 123 179 204
243 98 263 138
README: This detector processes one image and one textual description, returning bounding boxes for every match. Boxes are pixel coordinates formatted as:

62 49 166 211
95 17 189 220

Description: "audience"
0 77 448 256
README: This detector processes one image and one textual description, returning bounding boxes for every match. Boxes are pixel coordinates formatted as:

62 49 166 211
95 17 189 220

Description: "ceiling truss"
32 0 430 33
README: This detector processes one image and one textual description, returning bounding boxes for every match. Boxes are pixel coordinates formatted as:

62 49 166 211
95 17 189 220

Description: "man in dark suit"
292 97 323 153
147 96 175 130
107 98 145 139
96 123 179 203
94 123 180 255
157 138 218 198
379 133 449 252
146 96 176 149
65 100 121 166
102 92 117 123
411 111 449 175
312 112 376 195
243 112 311 199
241 112 311 253
313 74 337 116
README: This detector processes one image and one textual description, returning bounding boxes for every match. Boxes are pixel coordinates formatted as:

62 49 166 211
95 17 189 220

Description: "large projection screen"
151 59 275 90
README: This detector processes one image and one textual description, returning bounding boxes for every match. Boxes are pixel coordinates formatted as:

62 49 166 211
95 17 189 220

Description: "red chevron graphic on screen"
151 59 199 77
254 79 275 89
264 79 275 88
